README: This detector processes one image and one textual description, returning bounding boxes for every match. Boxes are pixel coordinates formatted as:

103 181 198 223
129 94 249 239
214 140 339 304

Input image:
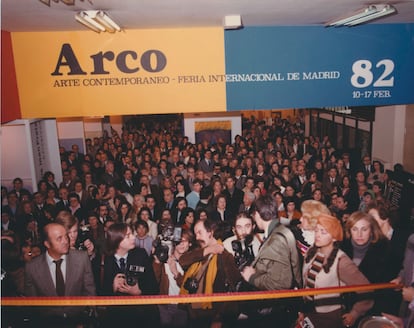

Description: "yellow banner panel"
11 28 226 118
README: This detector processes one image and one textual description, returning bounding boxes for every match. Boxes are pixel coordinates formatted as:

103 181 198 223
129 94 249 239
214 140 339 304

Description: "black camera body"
231 235 255 271
76 225 90 251
126 264 145 286
153 238 170 263
183 277 199 294
153 225 182 263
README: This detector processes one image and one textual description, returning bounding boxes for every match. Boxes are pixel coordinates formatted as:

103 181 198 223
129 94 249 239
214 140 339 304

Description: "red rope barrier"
1 283 402 306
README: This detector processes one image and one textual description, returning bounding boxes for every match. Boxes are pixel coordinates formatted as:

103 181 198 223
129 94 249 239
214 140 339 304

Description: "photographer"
103 222 159 327
153 229 194 327
55 210 95 259
223 213 262 268
179 219 241 328
55 211 103 295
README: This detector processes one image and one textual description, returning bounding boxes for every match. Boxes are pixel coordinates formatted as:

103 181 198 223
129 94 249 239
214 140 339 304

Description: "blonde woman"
292 200 331 256
299 214 373 328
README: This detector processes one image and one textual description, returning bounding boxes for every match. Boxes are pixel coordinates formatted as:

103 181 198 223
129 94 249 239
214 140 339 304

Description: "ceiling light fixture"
326 4 396 27
223 15 243 30
75 10 121 33
38 0 75 6
59 0 75 4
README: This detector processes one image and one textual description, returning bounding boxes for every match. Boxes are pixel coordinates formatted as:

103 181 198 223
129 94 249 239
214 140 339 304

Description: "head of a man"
88 213 99 229
253 195 277 231
123 169 133 181
163 188 174 203
194 219 217 248
192 179 203 193
233 213 255 241
243 191 255 207
43 223 69 260
145 195 156 210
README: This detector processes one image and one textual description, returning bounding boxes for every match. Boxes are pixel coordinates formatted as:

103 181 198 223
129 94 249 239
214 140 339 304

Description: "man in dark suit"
198 149 214 174
24 222 96 327
73 181 90 208
223 176 244 220
56 186 71 212
238 190 256 216
295 137 311 160
10 177 31 201
71 144 85 165
101 160 120 186
119 168 139 196
291 164 308 196
102 222 159 327
67 192 88 224
360 154 374 177
322 167 341 197
145 194 161 222
1 207 18 234
32 192 47 228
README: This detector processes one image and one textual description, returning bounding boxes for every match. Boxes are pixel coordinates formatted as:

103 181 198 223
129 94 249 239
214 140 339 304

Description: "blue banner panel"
224 24 414 110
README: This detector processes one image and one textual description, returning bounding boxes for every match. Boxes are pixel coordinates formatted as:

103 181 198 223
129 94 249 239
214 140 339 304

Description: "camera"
126 264 145 286
183 277 199 294
153 225 182 263
76 225 90 251
231 234 255 271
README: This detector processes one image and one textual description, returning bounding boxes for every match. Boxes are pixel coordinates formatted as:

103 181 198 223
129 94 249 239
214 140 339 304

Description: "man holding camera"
103 222 158 327
241 195 302 327
223 213 262 266
179 219 241 328
153 229 194 327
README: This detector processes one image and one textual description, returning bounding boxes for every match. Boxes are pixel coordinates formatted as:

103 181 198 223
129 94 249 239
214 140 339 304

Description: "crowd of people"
2 113 413 328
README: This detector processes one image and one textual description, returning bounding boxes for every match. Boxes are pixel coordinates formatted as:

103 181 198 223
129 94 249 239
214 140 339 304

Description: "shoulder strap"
276 225 302 288
195 254 213 281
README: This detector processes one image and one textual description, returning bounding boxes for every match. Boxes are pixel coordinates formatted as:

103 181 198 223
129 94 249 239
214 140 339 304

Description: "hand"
210 321 222 328
390 276 402 285
342 312 355 327
402 286 414 302
83 239 95 256
381 313 403 328
118 281 142 296
153 254 161 264
296 312 305 327
204 243 224 256
241 266 255 282
112 273 126 293
167 257 179 277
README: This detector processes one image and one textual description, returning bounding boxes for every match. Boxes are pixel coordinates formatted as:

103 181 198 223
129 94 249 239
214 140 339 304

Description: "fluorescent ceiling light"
326 4 396 27
345 5 396 26
39 0 74 6
75 10 121 33
60 0 75 5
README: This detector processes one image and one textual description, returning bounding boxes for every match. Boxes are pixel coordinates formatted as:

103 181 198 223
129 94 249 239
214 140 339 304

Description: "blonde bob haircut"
300 200 331 229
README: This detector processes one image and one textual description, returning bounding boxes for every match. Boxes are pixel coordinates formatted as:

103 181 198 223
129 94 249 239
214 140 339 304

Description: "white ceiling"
2 0 414 32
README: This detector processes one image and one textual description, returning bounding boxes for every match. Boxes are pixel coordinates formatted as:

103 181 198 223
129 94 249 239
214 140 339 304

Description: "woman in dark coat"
341 211 396 316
